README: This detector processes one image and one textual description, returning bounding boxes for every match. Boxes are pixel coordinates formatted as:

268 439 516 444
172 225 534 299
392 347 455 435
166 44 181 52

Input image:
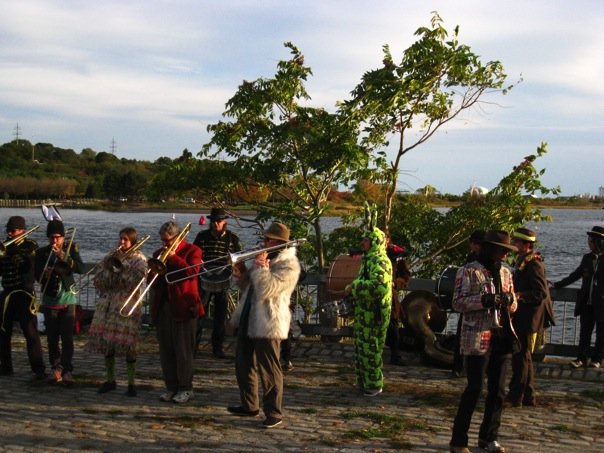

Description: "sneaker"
363 388 383 397
46 368 62 384
159 391 176 402
450 447 470 453
282 361 293 372
62 371 75 387
569 358 585 368
227 405 260 417
478 439 505 452
98 381 117 394
262 417 283 428
172 390 194 403
589 361 601 369
126 384 137 397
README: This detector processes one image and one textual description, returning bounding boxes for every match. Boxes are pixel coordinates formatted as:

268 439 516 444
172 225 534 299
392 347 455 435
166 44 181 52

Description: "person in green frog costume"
348 205 392 396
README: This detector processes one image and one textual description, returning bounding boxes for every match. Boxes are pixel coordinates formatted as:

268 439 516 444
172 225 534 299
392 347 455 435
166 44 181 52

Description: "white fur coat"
230 246 300 339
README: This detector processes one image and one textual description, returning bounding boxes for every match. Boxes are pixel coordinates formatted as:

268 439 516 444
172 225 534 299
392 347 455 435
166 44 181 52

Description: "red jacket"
150 241 204 322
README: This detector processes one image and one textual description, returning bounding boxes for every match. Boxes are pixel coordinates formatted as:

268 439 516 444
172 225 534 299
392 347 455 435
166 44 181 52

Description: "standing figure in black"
0 216 46 379
553 226 604 368
193 208 243 358
35 220 84 386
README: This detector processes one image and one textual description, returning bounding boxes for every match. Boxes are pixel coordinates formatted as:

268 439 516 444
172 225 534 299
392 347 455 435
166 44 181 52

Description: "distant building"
467 183 489 196
599 186 604 198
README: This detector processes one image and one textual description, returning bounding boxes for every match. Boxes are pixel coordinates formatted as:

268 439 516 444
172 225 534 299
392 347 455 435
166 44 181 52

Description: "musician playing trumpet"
151 221 203 404
0 216 46 379
449 230 518 453
34 219 84 386
86 227 147 397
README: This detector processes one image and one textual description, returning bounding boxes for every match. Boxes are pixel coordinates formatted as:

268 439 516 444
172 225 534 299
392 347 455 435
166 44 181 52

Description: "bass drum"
435 265 459 310
326 254 362 302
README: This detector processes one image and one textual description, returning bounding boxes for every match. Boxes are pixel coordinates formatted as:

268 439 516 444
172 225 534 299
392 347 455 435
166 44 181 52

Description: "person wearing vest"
504 227 555 408
34 219 84 386
0 216 46 379
193 207 243 358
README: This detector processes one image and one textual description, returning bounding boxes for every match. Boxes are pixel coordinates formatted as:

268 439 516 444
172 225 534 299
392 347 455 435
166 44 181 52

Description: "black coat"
513 255 555 334
555 252 604 320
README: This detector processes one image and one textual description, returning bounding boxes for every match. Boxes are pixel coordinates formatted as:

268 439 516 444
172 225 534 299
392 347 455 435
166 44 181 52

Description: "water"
1 207 601 282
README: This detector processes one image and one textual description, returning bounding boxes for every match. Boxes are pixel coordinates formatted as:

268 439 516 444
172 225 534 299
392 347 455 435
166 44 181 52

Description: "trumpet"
40 227 76 296
0 225 40 256
119 223 191 317
164 238 307 284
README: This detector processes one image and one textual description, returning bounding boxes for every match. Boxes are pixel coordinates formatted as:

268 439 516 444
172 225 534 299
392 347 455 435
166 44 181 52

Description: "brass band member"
193 207 243 358
0 216 46 379
34 219 84 386
449 230 518 453
151 221 203 404
86 227 147 397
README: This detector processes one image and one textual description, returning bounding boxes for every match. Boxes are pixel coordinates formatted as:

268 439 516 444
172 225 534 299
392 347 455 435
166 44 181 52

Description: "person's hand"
481 293 501 309
254 251 269 268
501 292 515 307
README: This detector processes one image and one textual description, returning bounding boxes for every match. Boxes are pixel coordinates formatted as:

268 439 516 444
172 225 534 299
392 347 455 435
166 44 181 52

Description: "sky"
1 0 603 196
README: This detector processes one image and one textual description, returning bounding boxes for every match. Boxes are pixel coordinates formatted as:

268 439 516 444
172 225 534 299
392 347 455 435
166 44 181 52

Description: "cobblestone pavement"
0 331 602 452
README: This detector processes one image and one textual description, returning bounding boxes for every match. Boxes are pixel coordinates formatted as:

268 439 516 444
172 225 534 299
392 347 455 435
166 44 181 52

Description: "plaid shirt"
453 261 517 356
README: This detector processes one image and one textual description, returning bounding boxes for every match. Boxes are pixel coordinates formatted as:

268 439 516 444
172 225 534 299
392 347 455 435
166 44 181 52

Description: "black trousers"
197 289 229 353
507 332 536 403
43 305 75 373
0 290 45 375
450 342 510 447
577 304 604 362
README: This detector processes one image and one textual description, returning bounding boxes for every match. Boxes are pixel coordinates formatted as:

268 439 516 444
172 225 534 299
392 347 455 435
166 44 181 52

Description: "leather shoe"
522 398 537 407
478 439 505 452
227 405 259 417
213 349 226 359
449 446 470 453
502 397 521 408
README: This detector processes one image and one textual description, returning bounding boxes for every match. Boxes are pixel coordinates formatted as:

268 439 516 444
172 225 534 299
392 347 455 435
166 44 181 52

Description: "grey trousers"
156 302 196 392
235 335 283 419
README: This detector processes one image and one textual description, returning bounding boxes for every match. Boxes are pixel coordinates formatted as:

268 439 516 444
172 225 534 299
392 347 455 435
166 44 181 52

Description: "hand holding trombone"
120 223 192 317
0 225 40 257
164 238 307 285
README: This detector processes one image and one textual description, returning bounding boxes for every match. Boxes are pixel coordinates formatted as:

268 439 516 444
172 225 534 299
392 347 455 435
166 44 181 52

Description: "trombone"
40 227 77 296
119 223 191 317
164 238 307 285
0 225 40 256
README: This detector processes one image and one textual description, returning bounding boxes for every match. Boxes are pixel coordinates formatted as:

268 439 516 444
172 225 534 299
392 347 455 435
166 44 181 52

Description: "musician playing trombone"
85 227 147 397
34 219 84 386
227 222 301 429
151 221 203 404
0 216 46 379
193 207 243 359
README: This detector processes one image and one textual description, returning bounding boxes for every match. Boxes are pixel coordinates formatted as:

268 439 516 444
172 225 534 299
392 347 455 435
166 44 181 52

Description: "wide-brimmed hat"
6 216 26 230
207 208 229 221
587 226 604 239
263 222 290 242
469 229 486 243
482 230 517 252
512 227 537 243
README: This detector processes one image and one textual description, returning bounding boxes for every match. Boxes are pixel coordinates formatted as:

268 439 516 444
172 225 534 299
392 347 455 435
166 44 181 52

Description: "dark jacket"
512 253 555 334
34 242 84 298
555 252 604 319
150 241 203 323
0 237 37 292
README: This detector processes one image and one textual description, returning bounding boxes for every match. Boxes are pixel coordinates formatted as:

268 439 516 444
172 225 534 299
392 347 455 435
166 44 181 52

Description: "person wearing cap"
34 219 84 386
228 222 301 429
452 229 486 378
150 221 203 404
504 227 555 408
553 226 604 369
0 216 46 379
193 208 243 358
449 230 518 453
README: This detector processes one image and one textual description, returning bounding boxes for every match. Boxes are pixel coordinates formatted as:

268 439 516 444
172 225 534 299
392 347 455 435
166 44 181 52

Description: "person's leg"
591 320 604 363
0 293 15 374
15 297 45 375
255 338 283 419
234 334 259 411
156 304 178 393
506 333 530 403
172 317 196 391
211 291 228 355
58 306 75 374
577 309 595 363
43 308 61 371
450 354 487 448
479 348 509 443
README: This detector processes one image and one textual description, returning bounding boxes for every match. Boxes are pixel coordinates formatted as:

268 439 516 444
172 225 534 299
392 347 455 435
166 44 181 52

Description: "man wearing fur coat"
228 222 301 429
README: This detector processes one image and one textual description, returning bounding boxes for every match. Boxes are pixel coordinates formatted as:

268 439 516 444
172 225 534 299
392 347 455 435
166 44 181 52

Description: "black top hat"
207 208 229 221
482 230 517 252
587 226 604 239
6 216 26 230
